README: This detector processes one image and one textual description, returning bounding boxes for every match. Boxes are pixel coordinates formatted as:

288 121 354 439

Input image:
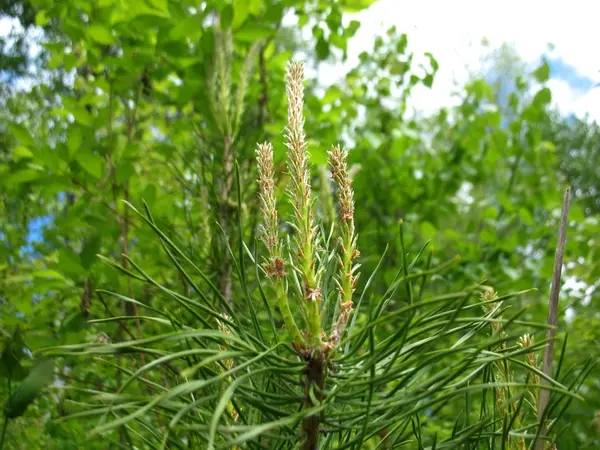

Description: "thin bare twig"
535 187 571 450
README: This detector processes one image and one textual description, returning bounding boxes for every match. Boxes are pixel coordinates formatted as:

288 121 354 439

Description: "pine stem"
284 61 321 347
302 353 326 450
275 280 304 345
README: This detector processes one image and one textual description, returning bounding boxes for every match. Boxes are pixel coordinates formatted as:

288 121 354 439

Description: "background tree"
0 0 597 448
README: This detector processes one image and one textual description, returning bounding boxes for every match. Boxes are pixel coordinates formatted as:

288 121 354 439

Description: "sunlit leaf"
88 24 116 45
75 150 105 179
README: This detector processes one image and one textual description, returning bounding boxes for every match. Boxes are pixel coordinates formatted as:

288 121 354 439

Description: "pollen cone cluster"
255 61 360 353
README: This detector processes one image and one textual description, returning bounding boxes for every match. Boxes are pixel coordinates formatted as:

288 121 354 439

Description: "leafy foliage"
0 0 598 449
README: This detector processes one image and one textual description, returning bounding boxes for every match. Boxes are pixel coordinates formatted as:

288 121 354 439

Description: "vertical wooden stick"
535 188 571 450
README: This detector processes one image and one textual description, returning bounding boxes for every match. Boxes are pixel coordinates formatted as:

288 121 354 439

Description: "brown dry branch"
535 188 571 450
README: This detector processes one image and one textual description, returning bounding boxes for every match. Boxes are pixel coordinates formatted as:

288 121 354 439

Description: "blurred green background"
0 0 598 448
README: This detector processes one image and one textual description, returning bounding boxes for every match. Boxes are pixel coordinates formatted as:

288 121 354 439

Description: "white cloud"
0 16 22 36
573 88 600 120
547 79 580 113
318 0 600 121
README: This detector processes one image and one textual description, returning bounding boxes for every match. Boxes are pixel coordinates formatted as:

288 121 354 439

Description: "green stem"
275 280 305 345
302 215 320 347
341 232 353 305
307 302 320 346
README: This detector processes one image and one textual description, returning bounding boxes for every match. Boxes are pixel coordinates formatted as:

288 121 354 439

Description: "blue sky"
25 216 52 245
549 58 596 92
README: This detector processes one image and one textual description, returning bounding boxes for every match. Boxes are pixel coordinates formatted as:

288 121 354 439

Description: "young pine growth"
328 145 360 347
42 59 585 450
256 142 304 345
284 61 323 349
256 61 360 449
256 61 359 354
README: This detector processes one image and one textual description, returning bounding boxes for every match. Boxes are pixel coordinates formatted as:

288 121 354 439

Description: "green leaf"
5 169 44 185
425 52 439 71
482 206 498 220
322 85 342 104
67 126 83 160
232 0 251 28
421 221 437 240
32 270 65 281
142 183 157 206
235 23 273 42
423 74 434 88
35 10 49 26
346 20 361 37
316 37 330 60
8 123 34 146
340 0 378 13
146 0 170 15
12 146 33 161
3 275 31 285
329 33 347 52
390 60 409 76
48 52 63 70
75 150 105 179
221 4 234 28
533 59 550 83
71 107 92 127
116 161 136 183
397 33 408 54
537 141 555 153
120 1 169 20
80 235 102 270
168 15 202 42
263 1 283 22
33 147 62 172
4 359 55 419
88 24 116 45
533 87 552 106
326 6 342 32
518 207 535 226
58 248 86 278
